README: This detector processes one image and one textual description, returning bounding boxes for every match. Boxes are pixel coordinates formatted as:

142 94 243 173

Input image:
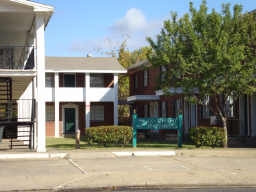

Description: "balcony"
45 87 115 102
0 46 34 70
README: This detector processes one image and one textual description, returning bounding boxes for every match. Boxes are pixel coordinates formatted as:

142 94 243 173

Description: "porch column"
113 73 118 125
85 73 90 128
35 14 46 152
54 73 59 137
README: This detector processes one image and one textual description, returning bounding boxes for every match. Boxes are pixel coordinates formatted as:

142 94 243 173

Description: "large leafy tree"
147 1 256 147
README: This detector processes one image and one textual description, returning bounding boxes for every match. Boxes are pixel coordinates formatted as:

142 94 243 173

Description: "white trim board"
45 70 127 74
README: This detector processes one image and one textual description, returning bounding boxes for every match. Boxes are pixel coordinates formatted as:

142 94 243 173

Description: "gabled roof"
45 57 127 73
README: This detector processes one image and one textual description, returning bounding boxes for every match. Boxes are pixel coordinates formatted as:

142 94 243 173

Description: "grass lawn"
46 136 196 150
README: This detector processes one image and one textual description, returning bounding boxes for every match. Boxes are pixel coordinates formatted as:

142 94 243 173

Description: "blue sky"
35 0 256 57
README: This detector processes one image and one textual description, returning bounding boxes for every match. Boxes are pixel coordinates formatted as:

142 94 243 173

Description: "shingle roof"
45 57 126 73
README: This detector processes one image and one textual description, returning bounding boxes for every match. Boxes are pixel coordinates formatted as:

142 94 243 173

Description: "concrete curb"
0 152 67 160
112 151 176 157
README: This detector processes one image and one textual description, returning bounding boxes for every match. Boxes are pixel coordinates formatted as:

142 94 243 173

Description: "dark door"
64 108 76 134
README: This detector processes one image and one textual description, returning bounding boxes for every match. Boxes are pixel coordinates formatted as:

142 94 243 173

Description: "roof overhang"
0 70 36 77
156 87 199 96
0 0 54 45
127 95 160 103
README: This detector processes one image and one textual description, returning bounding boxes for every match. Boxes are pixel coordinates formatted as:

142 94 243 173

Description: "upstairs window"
90 74 104 87
134 74 138 89
45 73 54 87
144 70 148 87
160 66 167 82
64 74 75 87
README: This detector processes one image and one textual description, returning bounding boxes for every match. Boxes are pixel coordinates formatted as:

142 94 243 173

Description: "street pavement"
0 148 256 191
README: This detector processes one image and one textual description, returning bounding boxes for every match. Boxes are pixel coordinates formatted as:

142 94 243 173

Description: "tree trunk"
221 117 228 148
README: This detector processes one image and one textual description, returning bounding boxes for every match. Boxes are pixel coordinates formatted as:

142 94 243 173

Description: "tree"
117 41 152 122
147 1 256 147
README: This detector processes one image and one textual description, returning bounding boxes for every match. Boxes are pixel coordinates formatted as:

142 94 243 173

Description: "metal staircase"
0 77 34 150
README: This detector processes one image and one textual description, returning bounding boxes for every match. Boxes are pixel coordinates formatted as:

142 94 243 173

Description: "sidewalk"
0 148 255 191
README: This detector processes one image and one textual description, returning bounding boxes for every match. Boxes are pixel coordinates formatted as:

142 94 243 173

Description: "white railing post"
54 72 59 137
35 14 46 152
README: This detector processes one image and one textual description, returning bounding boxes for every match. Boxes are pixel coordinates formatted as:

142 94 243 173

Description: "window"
90 74 104 87
161 101 167 117
149 102 158 117
201 96 210 119
160 66 167 82
46 104 55 121
45 73 54 87
144 104 148 117
172 99 182 116
91 104 104 121
143 70 148 87
64 74 75 87
226 96 234 118
134 74 138 89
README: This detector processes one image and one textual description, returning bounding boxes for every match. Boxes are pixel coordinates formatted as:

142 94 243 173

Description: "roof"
11 0 54 12
3 0 54 28
45 57 127 73
127 59 151 71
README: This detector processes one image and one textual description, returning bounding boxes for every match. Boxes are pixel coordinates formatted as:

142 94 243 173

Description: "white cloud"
111 8 147 34
70 8 164 56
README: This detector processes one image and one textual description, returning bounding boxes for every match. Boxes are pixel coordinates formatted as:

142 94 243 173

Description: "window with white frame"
143 70 148 87
91 104 104 121
46 104 55 121
90 74 104 87
45 73 54 87
161 101 167 117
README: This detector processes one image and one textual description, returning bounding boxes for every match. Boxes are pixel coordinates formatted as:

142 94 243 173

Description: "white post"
114 73 118 125
54 73 59 137
35 14 46 152
85 73 90 128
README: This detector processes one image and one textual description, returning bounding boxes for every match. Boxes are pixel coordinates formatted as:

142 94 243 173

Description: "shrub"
86 125 132 146
189 126 225 147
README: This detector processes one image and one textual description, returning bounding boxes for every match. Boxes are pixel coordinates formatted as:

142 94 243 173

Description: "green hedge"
86 125 132 146
189 126 225 147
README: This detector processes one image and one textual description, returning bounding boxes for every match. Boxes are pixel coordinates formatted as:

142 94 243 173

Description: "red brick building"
127 60 256 140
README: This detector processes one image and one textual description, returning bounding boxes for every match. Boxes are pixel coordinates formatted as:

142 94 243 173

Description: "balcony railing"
0 99 35 122
0 46 35 70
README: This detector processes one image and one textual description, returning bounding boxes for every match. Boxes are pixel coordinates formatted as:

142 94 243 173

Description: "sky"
35 0 256 57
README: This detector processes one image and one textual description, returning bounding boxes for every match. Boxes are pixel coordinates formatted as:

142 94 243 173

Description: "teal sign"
132 113 183 147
